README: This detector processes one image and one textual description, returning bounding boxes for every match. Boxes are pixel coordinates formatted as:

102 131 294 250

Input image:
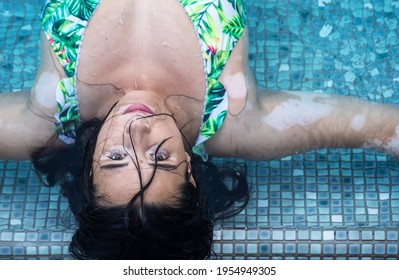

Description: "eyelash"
108 150 127 160
149 149 170 161
107 148 169 161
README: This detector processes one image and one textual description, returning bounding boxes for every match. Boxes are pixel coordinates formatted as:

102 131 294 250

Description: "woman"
1 0 399 259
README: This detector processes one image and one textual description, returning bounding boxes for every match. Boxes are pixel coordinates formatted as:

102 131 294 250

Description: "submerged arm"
206 89 399 160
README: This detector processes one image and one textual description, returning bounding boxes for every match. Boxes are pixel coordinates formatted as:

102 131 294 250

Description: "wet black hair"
31 117 249 259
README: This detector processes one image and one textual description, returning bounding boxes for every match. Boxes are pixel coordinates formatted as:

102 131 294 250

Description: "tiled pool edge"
2 227 399 260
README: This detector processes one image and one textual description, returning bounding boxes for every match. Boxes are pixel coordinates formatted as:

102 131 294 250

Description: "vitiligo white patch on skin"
225 72 247 99
385 125 399 155
33 71 58 108
222 72 247 116
362 126 399 155
362 139 383 151
351 114 366 131
263 95 333 131
245 101 253 111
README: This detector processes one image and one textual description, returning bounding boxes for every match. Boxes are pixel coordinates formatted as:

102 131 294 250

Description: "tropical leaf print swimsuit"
41 0 247 160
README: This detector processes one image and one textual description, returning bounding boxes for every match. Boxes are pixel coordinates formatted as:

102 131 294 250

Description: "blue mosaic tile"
247 244 257 254
12 246 24 255
222 244 233 254
260 244 270 254
285 244 296 254
310 244 321 254
361 231 373 240
38 246 49 255
26 232 37 242
39 232 50 242
298 230 309 240
374 244 385 255
259 230 270 240
234 244 245 254
361 244 373 255
387 244 398 255
222 230 233 240
349 244 361 255
0 246 11 255
272 244 283 254
387 231 399 240
298 244 309 254
323 244 334 255
51 246 62 255
26 246 37 255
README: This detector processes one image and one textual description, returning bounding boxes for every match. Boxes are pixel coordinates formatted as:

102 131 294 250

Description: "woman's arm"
0 32 63 160
206 89 399 160
0 91 56 160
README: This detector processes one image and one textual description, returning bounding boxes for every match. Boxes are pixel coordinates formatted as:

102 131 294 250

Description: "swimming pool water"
1 0 399 259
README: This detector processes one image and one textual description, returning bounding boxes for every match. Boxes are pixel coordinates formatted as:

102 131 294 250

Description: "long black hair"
31 117 250 259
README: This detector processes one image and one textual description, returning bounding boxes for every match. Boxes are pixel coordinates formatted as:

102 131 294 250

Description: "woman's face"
92 91 195 206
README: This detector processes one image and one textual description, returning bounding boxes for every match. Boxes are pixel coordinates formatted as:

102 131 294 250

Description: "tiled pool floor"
1 0 399 259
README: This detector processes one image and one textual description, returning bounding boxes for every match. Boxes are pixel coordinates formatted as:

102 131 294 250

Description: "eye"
150 149 170 161
108 150 127 160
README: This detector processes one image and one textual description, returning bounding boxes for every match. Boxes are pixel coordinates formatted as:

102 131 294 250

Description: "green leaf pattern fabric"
54 77 80 143
41 0 246 158
42 0 102 144
180 0 246 160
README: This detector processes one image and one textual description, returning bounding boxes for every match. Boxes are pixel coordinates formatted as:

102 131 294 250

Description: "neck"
164 95 203 146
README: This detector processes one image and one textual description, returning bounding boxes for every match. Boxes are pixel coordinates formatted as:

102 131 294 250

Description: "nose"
125 117 151 135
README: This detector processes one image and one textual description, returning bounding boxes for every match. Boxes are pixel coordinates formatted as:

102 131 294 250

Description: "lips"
123 104 154 115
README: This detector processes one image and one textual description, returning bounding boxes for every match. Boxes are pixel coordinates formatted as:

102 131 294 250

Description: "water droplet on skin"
119 9 124 25
162 41 175 49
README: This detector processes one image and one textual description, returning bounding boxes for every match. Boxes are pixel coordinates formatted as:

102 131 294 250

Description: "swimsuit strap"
179 0 247 160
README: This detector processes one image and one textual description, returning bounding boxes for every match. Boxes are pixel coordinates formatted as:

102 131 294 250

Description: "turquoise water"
1 0 399 259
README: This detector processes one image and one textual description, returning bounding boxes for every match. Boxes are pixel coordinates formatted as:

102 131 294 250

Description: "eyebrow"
100 162 178 171
100 162 129 170
149 163 179 171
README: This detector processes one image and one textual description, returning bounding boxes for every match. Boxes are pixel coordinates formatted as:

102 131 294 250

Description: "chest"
77 0 206 103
